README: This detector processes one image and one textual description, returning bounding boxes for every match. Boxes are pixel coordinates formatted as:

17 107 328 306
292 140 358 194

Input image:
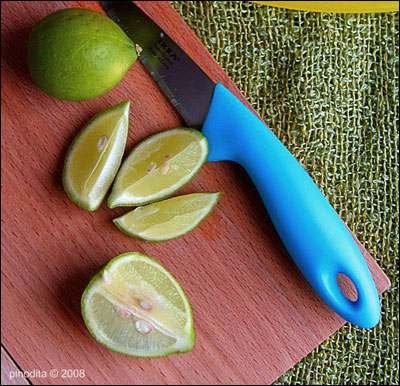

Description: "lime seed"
160 163 170 175
97 135 109 152
135 319 153 335
115 306 131 318
139 299 153 311
147 162 157 174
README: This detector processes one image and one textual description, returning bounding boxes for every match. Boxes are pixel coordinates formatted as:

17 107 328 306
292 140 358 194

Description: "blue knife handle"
202 83 380 328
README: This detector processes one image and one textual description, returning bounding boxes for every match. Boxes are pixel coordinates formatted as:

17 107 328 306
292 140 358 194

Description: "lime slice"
113 192 221 242
63 101 130 211
108 128 208 208
81 252 195 358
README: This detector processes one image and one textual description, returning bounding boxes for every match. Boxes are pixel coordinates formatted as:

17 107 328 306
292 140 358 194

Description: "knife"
100 1 380 328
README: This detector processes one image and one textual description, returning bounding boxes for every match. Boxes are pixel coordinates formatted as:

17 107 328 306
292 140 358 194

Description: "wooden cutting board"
1 1 390 385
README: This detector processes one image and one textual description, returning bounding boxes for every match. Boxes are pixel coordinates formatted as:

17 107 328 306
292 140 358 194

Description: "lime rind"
63 101 130 211
28 8 137 101
113 192 222 242
108 128 209 208
81 252 195 358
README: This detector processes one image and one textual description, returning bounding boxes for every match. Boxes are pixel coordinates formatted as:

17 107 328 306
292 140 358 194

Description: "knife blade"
100 0 214 129
100 1 381 328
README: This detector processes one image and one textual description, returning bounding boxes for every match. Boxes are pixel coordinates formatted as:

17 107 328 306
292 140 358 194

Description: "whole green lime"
28 8 137 101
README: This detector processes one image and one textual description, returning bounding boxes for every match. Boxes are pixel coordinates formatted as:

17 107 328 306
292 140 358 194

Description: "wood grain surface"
1 1 391 385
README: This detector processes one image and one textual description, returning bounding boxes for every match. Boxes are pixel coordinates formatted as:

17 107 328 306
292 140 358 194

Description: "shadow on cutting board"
1 25 32 86
55 258 104 324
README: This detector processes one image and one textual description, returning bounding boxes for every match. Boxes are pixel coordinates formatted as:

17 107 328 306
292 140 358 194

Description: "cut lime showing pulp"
63 101 129 211
114 192 221 242
81 252 195 358
108 128 208 208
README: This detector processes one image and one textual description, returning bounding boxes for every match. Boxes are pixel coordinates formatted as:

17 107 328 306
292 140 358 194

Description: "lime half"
63 101 129 211
108 128 208 208
113 193 221 242
81 252 195 358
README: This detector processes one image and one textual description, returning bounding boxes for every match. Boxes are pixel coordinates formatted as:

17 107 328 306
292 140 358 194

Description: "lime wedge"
108 128 208 208
81 252 195 358
113 193 221 242
63 101 130 211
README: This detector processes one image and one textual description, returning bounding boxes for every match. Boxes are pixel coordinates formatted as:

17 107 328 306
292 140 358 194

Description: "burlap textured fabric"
171 2 399 384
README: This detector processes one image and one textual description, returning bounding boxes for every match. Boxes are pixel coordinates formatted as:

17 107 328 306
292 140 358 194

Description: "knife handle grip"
202 83 380 328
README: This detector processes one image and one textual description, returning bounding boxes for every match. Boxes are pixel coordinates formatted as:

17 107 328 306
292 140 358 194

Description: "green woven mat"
171 2 399 385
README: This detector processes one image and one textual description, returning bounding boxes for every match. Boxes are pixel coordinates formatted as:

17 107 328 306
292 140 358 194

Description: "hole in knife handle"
336 273 358 302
